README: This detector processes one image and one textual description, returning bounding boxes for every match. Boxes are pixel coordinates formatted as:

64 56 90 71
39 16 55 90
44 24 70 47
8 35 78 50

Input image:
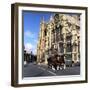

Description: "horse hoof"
60 68 62 70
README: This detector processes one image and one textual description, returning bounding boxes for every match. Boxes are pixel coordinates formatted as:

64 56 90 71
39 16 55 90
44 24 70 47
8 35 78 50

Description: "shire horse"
47 54 66 71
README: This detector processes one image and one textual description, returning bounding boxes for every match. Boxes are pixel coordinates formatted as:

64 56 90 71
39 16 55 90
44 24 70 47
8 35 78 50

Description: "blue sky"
23 11 53 54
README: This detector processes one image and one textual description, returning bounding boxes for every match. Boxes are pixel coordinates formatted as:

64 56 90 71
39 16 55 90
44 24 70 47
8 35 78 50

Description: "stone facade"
37 14 80 65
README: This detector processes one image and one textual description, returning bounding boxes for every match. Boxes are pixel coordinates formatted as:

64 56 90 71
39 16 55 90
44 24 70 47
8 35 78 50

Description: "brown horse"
47 54 66 71
56 55 66 70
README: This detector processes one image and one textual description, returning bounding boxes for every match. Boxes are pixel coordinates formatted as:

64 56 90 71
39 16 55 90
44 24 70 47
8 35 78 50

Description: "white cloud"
25 43 33 53
34 39 38 44
25 43 37 55
24 30 36 38
33 49 37 55
24 30 37 55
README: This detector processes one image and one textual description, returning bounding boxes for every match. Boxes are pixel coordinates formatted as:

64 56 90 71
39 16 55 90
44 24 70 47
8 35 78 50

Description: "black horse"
47 54 66 71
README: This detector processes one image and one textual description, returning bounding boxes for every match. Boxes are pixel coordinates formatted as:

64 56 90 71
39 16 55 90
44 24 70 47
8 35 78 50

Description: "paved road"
23 63 80 77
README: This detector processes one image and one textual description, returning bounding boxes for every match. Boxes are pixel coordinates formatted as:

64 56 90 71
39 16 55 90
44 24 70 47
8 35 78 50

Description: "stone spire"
41 16 45 24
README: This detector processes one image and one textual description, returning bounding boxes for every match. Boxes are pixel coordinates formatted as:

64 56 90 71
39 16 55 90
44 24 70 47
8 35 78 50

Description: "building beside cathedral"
37 13 80 65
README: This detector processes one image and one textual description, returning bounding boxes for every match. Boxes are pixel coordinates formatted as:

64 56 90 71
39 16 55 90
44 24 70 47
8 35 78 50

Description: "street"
23 62 80 77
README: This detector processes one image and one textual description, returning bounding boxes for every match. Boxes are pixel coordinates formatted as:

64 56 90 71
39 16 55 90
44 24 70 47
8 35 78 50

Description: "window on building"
78 53 80 59
55 28 60 42
73 45 77 52
66 35 71 42
65 54 72 60
78 42 80 53
59 43 64 53
52 34 55 43
44 30 47 36
60 34 63 41
74 53 77 60
66 43 72 52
